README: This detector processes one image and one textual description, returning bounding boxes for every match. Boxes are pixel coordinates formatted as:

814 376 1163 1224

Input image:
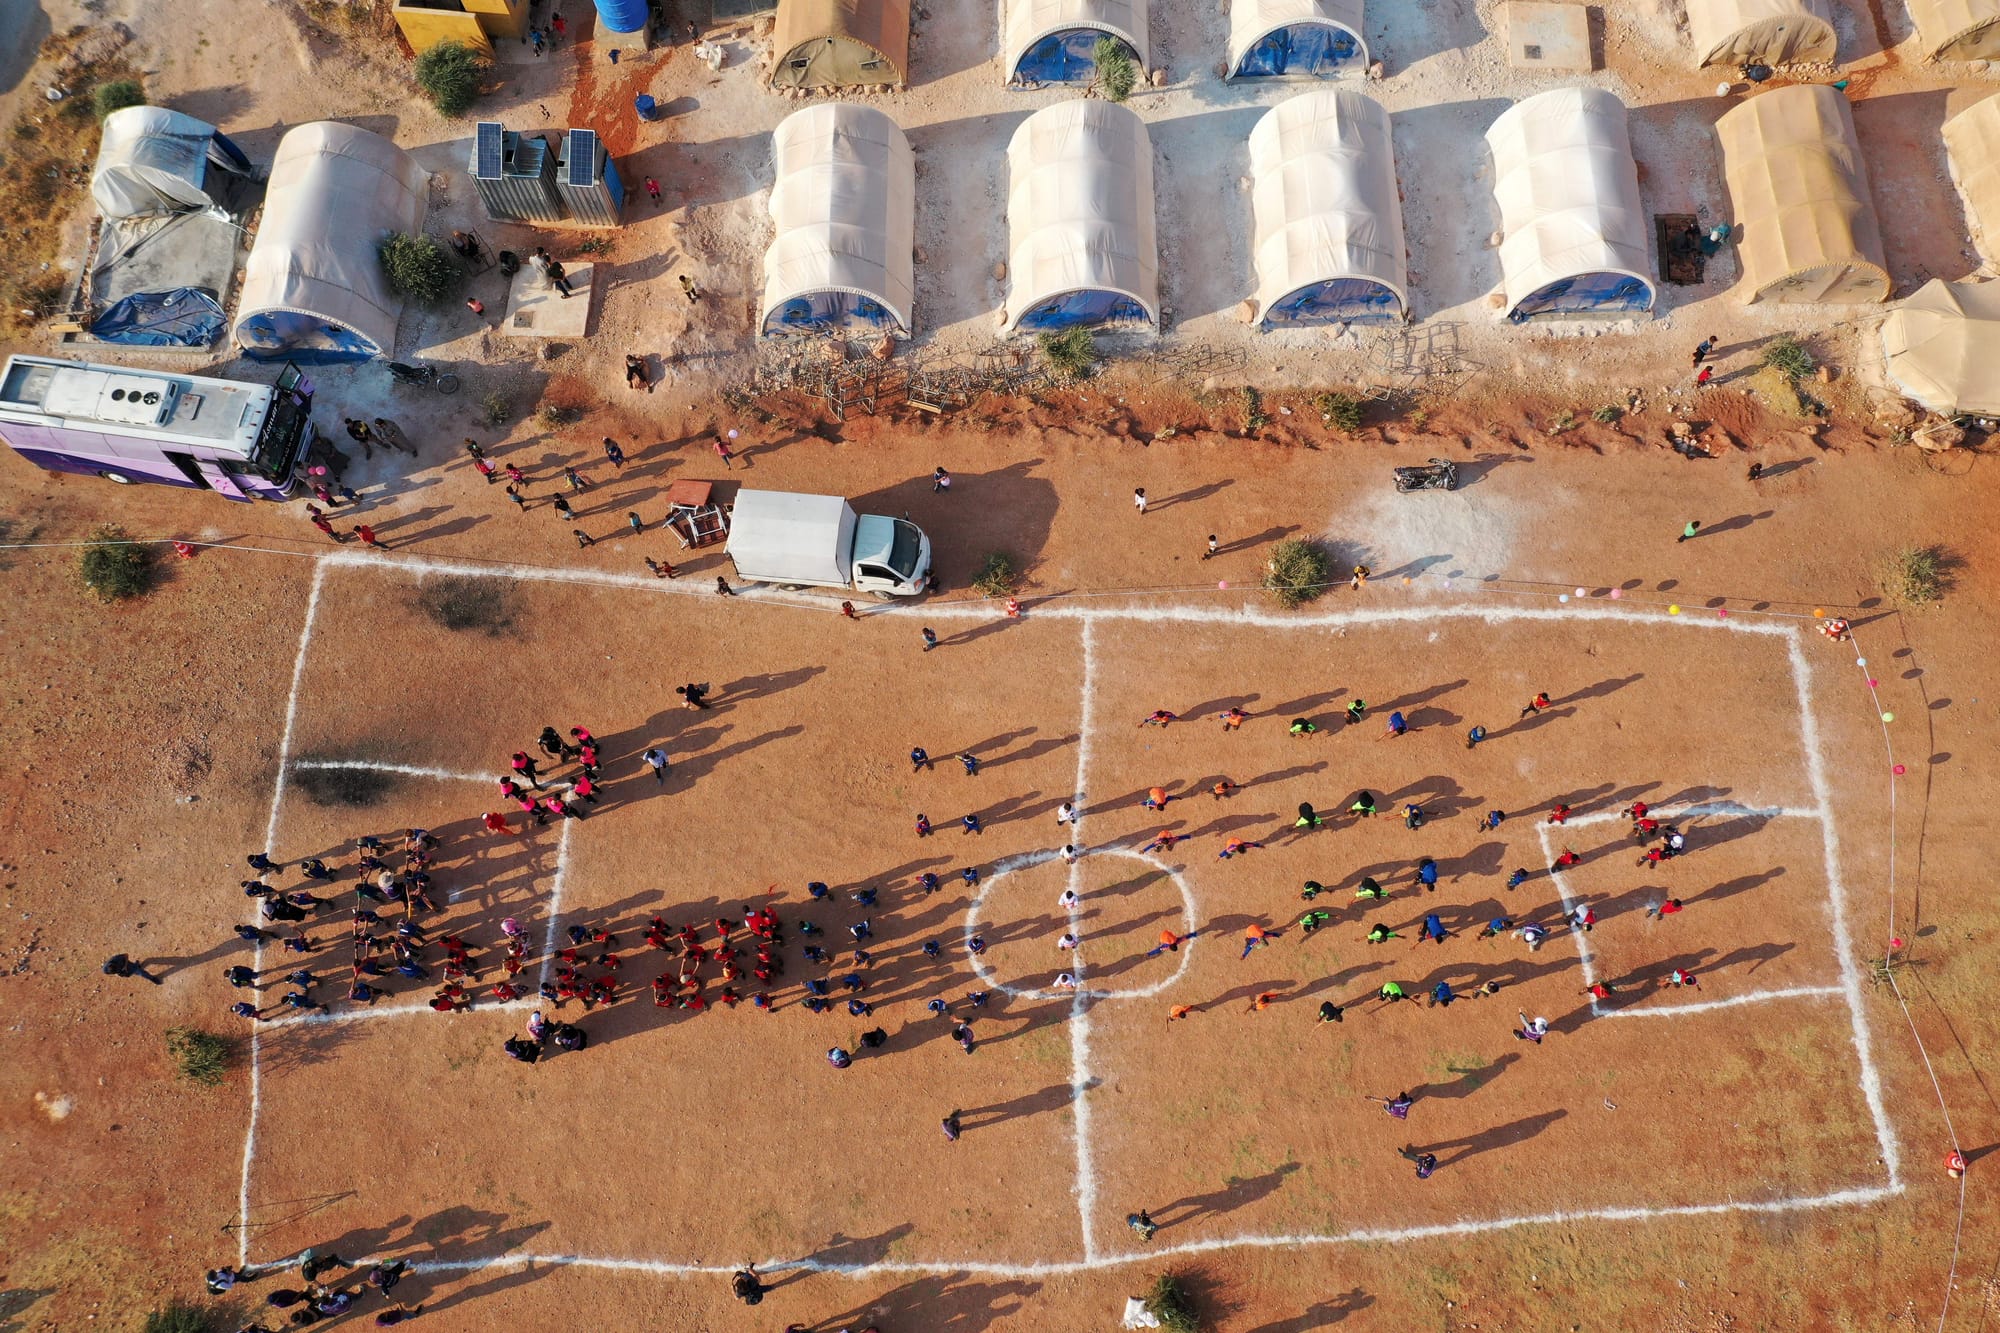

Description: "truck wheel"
870 590 895 602
97 469 134 485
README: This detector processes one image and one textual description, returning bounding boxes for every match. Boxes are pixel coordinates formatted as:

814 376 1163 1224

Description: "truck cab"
851 513 931 596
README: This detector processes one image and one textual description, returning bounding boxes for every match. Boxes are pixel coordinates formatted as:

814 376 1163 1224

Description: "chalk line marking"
244 562 1905 1276
1066 618 1099 1264
1598 985 1844 1018
537 818 576 991
390 1180 1900 1282
964 847 1198 1003
239 557 325 1268
1788 634 1902 1187
288 759 491 785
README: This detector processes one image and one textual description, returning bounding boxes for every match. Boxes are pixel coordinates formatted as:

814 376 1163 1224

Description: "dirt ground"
3 0 2000 1330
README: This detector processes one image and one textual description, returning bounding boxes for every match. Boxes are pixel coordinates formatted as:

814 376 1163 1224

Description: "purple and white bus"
0 355 312 501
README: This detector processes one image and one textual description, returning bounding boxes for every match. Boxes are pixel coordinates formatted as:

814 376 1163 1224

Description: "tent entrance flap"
1014 289 1151 330
1265 278 1400 325
1235 23 1364 77
1012 28 1138 82
1508 272 1654 321
762 290 901 335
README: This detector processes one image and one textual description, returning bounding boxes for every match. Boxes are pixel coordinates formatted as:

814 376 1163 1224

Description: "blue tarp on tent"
762 291 904 336
1013 30 1138 83
89 287 228 347
1508 272 1654 321
234 310 385 363
1234 23 1363 78
1012 288 1151 331
1263 277 1402 326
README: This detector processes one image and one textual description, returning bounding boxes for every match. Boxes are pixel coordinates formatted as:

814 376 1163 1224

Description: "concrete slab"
503 262 597 338
1503 2 1593 73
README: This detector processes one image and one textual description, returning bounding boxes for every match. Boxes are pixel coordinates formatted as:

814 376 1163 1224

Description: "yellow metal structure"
392 0 529 57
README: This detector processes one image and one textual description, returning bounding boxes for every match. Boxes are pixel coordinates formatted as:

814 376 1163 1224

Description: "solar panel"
474 122 504 180
565 129 598 187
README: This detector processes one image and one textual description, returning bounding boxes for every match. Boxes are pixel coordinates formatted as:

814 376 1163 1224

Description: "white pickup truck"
725 489 932 597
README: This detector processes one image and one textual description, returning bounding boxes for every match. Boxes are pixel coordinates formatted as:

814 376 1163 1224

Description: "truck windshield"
888 519 922 581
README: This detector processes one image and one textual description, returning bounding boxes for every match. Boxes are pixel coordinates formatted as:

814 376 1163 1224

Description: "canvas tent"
1909 0 2000 61
1942 93 2000 267
1685 0 1837 67
1003 0 1147 84
1880 278 2000 415
91 106 251 220
1229 0 1368 79
1247 90 1406 326
761 105 916 337
1484 87 1655 322
232 123 428 362
770 0 910 89
1715 85 1889 304
1003 100 1158 332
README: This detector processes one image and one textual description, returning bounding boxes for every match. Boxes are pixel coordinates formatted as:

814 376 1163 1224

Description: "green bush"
166 1027 232 1086
377 233 464 305
1314 392 1363 432
1037 327 1097 384
1093 37 1138 101
142 1301 214 1333
93 80 146 120
480 391 510 428
414 39 487 117
1592 404 1621 424
971 552 1017 598
1760 335 1814 381
1263 538 1331 608
1143 1272 1203 1333
79 525 155 602
1881 545 1950 605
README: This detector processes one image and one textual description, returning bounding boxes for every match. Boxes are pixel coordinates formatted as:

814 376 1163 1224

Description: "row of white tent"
762 82 2000 337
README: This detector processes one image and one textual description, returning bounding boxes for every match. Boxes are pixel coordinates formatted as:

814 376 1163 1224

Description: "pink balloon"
1609 588 1623 599
1892 764 1906 775
1717 608 1729 617
1868 679 1878 688
1217 581 1229 590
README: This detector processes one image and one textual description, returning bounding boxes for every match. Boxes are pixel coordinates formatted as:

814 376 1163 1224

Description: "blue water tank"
593 0 649 35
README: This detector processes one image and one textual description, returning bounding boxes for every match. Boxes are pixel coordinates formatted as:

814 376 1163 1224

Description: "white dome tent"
1002 100 1159 332
232 123 428 362
760 104 917 338
1941 93 2000 269
1684 0 1837 67
1247 89 1407 326
91 106 251 220
1002 0 1147 85
1484 87 1655 322
1228 0 1368 80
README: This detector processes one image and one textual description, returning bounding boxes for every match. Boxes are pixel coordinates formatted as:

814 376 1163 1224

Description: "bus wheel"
97 470 134 484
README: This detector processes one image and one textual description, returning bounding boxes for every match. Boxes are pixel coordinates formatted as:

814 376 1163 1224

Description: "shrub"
1760 335 1814 381
1093 37 1138 102
378 233 463 305
142 1301 214 1333
1592 404 1621 424
1037 327 1097 384
1880 545 1950 605
414 39 487 117
1314 392 1363 432
165 1027 232 1087
79 525 155 601
1241 387 1268 432
480 391 510 428
1263 538 1330 608
971 552 1017 598
1143 1272 1203 1333
93 79 146 120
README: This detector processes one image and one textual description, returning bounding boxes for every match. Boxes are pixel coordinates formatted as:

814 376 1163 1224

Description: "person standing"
1691 335 1717 367
921 627 939 652
1679 520 1701 543
642 748 670 783
602 437 626 468
941 1110 962 1141
564 466 590 494
627 512 644 537
573 528 596 549
714 435 735 469
1133 488 1147 515
1466 724 1488 749
352 524 386 550
1203 534 1218 560
680 274 703 303
1127 1209 1158 1240
551 495 576 521
645 176 662 205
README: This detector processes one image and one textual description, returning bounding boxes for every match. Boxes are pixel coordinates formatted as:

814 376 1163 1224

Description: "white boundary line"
239 558 325 1268
242 557 1907 1277
1066 618 1100 1263
394 1180 1899 1281
1788 635 1902 1186
537 818 576 990
1601 985 1843 1018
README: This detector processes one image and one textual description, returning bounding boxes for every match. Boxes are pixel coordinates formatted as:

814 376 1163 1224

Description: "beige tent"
1484 87 1655 321
1227 0 1369 80
1247 90 1407 325
761 104 916 337
233 122 427 360
1685 0 1837 67
1003 100 1158 332
1003 0 1147 84
1716 86 1889 304
1942 93 2000 267
771 0 910 88
1909 0 2000 60
1880 278 2000 414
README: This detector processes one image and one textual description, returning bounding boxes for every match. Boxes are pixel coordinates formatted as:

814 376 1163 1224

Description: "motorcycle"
1393 458 1457 492
386 361 460 395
